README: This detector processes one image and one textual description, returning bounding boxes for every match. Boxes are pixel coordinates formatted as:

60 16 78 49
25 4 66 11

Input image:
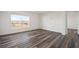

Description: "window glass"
11 15 30 29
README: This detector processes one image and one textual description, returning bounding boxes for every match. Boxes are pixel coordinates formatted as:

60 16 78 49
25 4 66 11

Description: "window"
11 15 30 29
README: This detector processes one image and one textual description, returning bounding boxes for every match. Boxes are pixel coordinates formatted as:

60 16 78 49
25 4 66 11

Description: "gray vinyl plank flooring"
0 29 77 48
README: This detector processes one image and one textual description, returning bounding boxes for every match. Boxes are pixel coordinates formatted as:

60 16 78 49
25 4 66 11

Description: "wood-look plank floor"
0 29 76 48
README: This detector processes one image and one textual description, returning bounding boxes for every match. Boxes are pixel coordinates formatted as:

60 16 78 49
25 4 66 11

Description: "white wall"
0 12 3 34
0 11 40 35
0 11 79 35
77 12 79 34
67 12 78 29
41 12 66 35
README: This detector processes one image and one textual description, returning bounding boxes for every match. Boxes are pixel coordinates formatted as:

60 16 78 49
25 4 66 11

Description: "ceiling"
25 11 53 14
0 11 54 14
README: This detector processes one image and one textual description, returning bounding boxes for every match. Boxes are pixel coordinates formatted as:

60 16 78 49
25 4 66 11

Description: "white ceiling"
25 11 53 14
0 11 54 14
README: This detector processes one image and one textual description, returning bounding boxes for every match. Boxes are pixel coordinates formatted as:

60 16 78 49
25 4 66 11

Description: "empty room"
0 11 78 48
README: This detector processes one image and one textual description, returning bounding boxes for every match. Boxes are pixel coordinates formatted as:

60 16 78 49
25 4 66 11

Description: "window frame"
10 14 30 29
